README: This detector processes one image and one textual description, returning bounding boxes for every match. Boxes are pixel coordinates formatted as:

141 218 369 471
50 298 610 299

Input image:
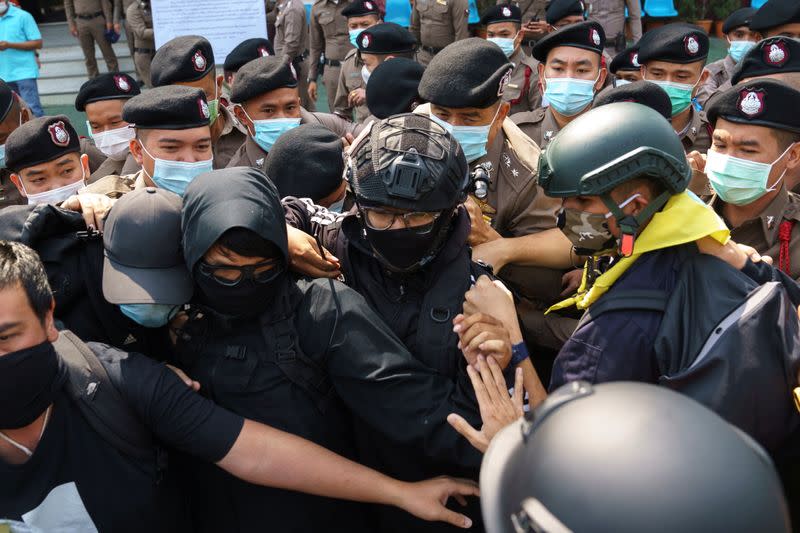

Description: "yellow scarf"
547 191 731 313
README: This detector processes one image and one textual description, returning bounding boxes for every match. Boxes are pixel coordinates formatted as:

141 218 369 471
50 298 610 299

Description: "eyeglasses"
197 259 283 286
361 207 441 232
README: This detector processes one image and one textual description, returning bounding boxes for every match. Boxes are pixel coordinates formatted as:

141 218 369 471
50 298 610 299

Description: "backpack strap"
55 330 154 462
576 289 669 330
779 220 795 275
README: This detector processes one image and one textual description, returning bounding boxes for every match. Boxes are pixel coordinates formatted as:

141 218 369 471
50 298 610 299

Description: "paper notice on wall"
151 0 268 66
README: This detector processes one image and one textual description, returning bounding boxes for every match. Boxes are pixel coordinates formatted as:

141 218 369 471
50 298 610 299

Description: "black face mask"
364 216 451 273
194 267 287 318
0 341 65 429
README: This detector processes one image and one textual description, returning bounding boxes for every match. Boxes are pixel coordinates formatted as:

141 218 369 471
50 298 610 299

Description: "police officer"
590 0 642 54
544 0 614 67
703 79 800 280
150 36 246 168
83 85 214 198
730 36 800 90
334 0 382 122
227 56 359 169
125 0 154 88
593 79 671 120
609 44 642 85
637 23 712 154
75 72 141 180
482 4 542 114
696 8 757 106
365 57 426 120
274 0 314 110
410 0 469 66
749 0 800 40
512 22 608 148
222 38 275 94
0 81 29 207
64 0 119 79
114 0 140 83
309 0 353 111
174 166 484 532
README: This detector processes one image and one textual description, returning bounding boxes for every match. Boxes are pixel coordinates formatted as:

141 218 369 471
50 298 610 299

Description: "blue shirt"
0 5 41 82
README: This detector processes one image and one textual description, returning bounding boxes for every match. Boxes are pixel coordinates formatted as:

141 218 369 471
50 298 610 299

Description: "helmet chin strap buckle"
619 232 636 257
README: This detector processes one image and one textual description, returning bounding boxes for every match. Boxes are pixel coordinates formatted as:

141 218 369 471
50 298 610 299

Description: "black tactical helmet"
481 381 791 533
539 102 691 256
345 113 470 273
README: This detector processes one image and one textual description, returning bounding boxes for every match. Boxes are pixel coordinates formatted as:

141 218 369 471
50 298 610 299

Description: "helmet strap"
601 190 671 257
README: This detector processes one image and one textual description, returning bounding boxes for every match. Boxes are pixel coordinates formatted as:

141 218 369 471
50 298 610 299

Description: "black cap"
545 0 586 25
722 7 757 34
593 81 672 120
707 78 800 134
419 38 513 108
230 56 299 104
103 187 193 305
0 79 14 123
75 72 140 111
750 0 800 33
367 57 425 118
342 0 381 17
223 38 275 72
123 85 211 130
731 37 800 85
5 116 80 172
151 35 215 86
263 125 344 201
356 22 416 55
610 45 641 73
532 21 605 62
637 23 709 65
481 4 521 25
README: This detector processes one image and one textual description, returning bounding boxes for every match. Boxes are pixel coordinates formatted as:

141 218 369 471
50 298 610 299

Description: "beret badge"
114 75 132 92
193 50 207 72
48 121 70 147
765 41 789 67
738 89 765 118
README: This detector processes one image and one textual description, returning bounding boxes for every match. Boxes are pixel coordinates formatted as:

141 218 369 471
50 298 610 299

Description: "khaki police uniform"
113 0 138 79
711 186 800 281
410 0 470 66
213 104 248 169
89 151 140 181
309 0 354 111
680 107 712 154
275 0 314 111
79 137 111 176
226 107 360 168
589 0 642 53
65 0 119 78
504 47 541 114
126 1 155 87
333 49 370 122
696 55 737 108
510 106 562 148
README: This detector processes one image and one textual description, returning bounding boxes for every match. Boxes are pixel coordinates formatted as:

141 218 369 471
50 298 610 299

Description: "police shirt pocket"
212 345 258 393
415 0 431 13
317 10 335 25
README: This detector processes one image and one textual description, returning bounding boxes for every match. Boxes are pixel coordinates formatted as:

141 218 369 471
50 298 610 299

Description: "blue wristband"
510 341 530 366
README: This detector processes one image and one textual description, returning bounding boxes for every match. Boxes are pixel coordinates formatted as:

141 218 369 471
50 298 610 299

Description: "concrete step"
39 57 136 79
39 41 132 63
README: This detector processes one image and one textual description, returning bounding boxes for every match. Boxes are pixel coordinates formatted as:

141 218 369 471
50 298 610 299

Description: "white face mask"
23 165 87 205
87 122 135 160
361 65 371 85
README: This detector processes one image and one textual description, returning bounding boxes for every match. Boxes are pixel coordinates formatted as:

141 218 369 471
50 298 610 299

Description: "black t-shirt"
0 345 244 532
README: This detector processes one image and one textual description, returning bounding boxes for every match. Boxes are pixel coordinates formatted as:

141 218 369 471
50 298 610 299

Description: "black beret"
75 72 140 111
263 124 344 201
749 0 800 32
0 79 14 122
418 38 513 108
342 0 382 17
610 45 641 73
367 57 425 118
731 36 800 85
223 38 275 72
5 115 80 172
707 78 800 134
151 35 215 86
481 4 521 25
593 81 671 120
545 0 586 25
722 7 757 34
123 85 211 130
532 21 605 62
356 22 416 55
230 56 299 104
637 23 709 65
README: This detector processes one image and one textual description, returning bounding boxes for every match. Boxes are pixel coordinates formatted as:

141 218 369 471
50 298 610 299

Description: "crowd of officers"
2 0 800 530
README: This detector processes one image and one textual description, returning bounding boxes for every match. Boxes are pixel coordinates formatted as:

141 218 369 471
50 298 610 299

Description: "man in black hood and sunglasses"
173 166 493 532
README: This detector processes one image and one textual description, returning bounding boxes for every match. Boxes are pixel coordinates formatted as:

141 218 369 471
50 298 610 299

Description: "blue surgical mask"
430 106 501 163
487 37 516 58
349 29 363 48
141 143 214 197
729 40 756 63
706 145 793 205
615 78 631 87
120 303 179 328
0 144 5 169
247 113 301 152
543 75 598 116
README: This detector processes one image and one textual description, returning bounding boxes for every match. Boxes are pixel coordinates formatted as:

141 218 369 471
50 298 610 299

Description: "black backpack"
578 251 800 452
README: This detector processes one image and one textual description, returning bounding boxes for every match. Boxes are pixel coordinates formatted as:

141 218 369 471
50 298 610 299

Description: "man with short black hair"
222 38 275 92
610 45 642 85
749 0 800 40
